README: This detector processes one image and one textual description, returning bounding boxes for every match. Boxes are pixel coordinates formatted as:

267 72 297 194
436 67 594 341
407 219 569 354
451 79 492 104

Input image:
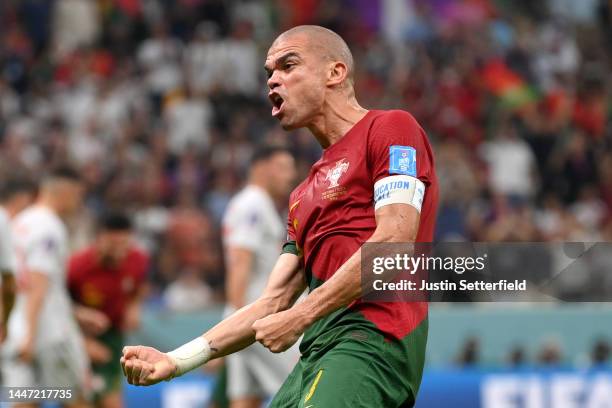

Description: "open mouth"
269 93 285 117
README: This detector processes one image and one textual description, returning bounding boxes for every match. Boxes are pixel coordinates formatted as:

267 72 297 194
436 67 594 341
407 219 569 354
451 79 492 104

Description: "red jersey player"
69 212 148 408
121 25 438 408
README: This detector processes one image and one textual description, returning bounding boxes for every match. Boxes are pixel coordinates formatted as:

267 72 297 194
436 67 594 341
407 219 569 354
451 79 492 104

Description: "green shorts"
92 328 124 400
270 317 428 408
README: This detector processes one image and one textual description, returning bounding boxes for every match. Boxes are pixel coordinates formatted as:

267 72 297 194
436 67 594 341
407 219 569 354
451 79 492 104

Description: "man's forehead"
266 35 310 63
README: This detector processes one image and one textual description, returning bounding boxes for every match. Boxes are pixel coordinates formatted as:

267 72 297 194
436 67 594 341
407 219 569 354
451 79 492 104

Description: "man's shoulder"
367 109 429 149
226 186 270 216
369 109 420 128
0 208 10 231
13 206 64 239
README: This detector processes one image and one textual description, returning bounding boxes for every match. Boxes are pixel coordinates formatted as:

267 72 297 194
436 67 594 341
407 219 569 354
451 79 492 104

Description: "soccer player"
121 25 438 408
0 178 36 343
2 167 91 408
68 212 149 408
222 145 299 408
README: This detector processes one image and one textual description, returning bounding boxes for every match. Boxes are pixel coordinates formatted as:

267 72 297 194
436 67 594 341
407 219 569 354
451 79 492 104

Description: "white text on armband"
373 175 425 212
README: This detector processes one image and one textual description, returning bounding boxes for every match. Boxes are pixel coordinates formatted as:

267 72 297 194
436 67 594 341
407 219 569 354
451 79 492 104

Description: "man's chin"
278 117 302 131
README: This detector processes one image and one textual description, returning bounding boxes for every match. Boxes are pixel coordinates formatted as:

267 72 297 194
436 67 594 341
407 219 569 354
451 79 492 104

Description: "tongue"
272 102 283 116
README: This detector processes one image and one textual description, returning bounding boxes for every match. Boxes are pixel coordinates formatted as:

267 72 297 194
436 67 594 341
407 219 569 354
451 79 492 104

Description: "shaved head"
274 25 354 85
265 25 360 132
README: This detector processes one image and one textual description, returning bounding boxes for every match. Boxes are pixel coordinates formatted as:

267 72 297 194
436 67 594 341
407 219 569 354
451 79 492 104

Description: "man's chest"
290 152 374 243
77 268 135 306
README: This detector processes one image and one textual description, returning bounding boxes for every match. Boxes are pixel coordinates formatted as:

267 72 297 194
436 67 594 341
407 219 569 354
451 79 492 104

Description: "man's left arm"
253 203 418 352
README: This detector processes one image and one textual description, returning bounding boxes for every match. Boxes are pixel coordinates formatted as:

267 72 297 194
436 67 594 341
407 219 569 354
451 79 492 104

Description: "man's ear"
327 61 348 87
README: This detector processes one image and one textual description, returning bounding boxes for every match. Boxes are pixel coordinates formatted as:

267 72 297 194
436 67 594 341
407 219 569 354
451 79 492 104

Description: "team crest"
325 159 350 188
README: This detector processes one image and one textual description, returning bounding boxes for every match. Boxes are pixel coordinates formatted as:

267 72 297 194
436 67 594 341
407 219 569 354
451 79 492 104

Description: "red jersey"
288 110 438 342
68 246 149 329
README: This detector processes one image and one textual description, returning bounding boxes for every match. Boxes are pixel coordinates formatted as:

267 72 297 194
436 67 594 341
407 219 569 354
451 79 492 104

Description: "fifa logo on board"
325 159 350 188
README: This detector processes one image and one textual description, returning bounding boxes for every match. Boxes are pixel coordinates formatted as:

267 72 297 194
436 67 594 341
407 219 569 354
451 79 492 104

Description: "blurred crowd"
0 0 611 305
456 335 611 368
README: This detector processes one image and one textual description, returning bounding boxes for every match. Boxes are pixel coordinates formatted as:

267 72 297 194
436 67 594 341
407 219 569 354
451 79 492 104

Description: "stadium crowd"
0 0 611 308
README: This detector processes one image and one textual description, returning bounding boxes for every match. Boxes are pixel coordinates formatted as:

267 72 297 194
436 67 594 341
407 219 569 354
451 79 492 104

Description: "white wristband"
166 336 212 378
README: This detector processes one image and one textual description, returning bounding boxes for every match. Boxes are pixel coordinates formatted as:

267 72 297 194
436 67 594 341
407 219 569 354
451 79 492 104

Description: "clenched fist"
252 309 307 353
120 345 176 386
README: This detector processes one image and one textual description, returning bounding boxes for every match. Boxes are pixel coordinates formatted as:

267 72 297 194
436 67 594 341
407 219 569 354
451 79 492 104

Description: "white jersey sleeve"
222 186 286 305
22 233 62 276
13 211 64 277
0 210 16 273
222 199 265 251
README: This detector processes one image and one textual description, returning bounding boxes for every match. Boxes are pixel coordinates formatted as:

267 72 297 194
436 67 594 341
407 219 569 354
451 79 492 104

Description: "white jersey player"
222 146 299 408
1 168 91 408
0 178 36 344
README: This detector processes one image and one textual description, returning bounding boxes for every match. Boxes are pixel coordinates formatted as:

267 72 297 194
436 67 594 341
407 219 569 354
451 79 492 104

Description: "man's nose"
267 72 280 89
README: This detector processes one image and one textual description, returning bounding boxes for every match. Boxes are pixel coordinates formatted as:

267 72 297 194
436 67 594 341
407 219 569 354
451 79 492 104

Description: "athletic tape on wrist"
166 336 211 378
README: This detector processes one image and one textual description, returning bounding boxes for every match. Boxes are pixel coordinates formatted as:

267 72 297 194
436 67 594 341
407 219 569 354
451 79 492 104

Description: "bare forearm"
225 247 252 310
202 298 277 358
1 273 15 326
25 286 46 340
203 253 304 359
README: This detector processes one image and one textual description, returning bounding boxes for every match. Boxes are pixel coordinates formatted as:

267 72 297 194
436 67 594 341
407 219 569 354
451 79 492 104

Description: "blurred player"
121 25 438 408
68 212 148 408
2 167 91 408
0 178 36 343
222 145 299 408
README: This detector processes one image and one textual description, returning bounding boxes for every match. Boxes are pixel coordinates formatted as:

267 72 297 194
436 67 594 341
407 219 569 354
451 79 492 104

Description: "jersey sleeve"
367 111 434 211
281 191 300 256
368 110 434 185
22 231 62 277
0 217 15 273
222 202 264 251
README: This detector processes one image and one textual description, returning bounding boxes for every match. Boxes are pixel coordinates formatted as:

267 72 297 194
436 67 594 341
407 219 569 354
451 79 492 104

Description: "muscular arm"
19 271 49 360
253 203 419 352
1 272 16 337
225 246 254 310
205 252 305 359
24 271 48 338
295 203 418 322
121 252 306 385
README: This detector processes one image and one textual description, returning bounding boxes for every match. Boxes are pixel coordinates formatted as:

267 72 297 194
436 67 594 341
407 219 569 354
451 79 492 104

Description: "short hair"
0 177 37 202
98 211 132 232
44 165 82 184
276 25 355 85
250 144 292 166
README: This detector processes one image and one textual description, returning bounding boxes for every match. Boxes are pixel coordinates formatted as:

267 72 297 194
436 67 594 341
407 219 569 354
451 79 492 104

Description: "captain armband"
373 175 425 212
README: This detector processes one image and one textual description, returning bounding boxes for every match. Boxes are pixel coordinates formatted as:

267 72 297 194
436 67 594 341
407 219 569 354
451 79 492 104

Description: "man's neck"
307 95 368 149
248 179 272 199
36 197 60 218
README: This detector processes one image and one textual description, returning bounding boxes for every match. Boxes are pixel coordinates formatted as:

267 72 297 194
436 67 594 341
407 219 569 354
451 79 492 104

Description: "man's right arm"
121 251 305 385
0 226 16 340
1 272 16 342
